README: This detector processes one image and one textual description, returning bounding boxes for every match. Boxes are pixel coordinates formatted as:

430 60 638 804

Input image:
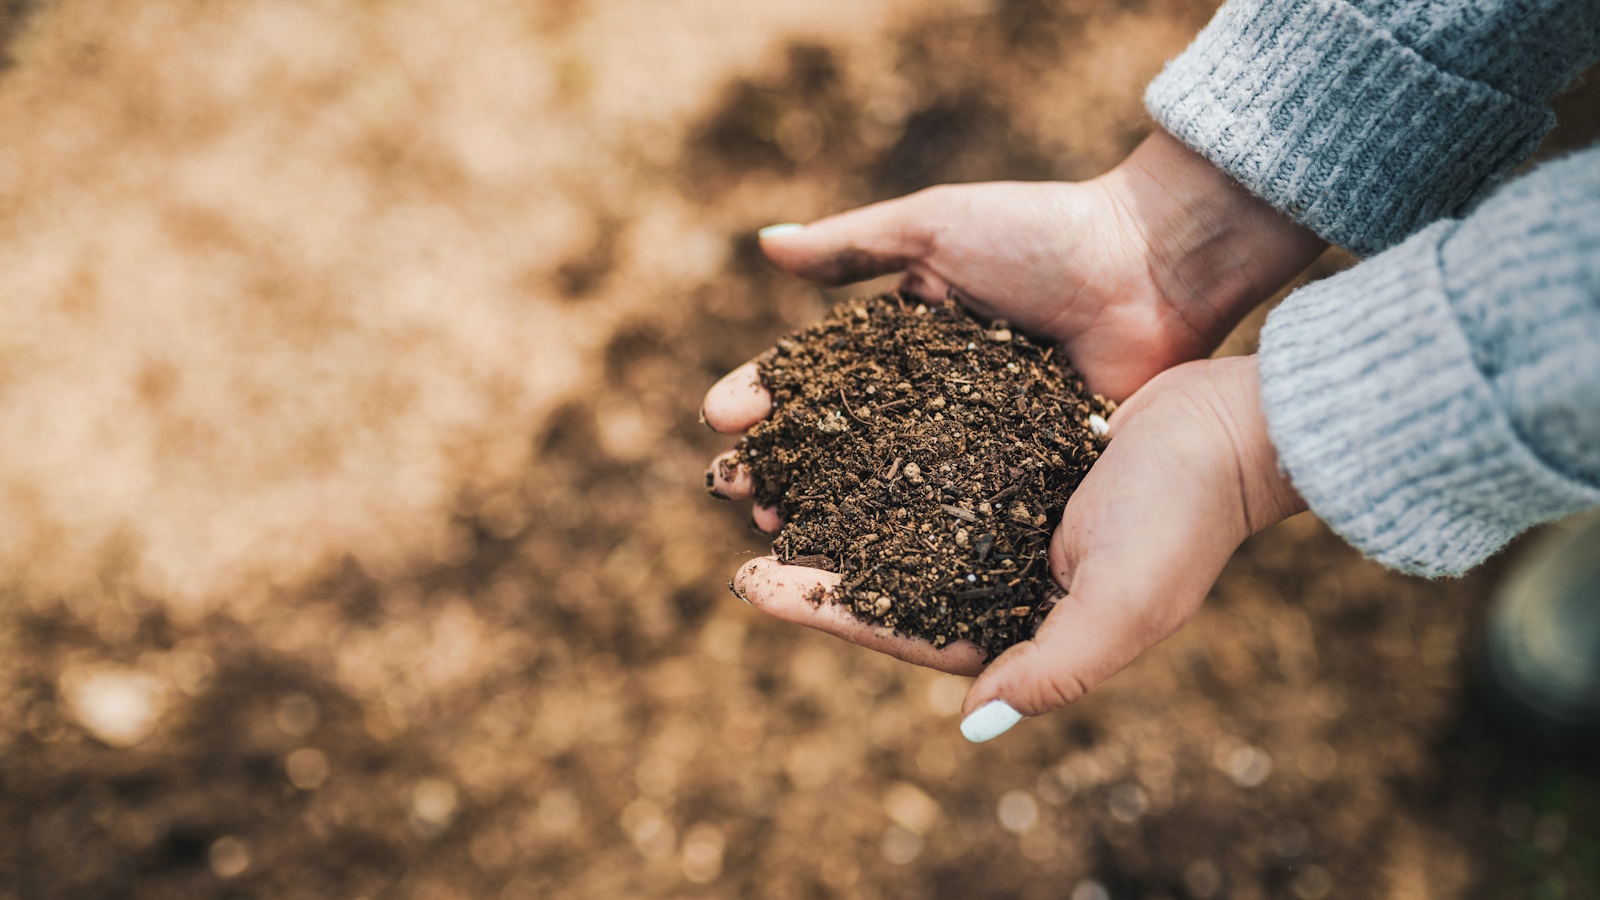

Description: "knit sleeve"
1144 0 1600 256
1257 147 1600 577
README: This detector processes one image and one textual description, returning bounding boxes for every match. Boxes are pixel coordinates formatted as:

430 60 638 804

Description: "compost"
731 293 1115 658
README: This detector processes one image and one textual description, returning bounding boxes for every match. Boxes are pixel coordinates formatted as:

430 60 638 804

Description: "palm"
712 357 1304 733
717 360 1250 680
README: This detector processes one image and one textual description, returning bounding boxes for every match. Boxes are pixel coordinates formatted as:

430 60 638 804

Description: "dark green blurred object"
1479 513 1600 751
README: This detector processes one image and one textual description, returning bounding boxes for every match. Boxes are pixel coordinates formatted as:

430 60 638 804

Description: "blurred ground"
0 1 1596 898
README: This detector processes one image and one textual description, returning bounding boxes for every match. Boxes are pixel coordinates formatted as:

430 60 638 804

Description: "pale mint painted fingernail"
960 700 1022 743
758 223 805 238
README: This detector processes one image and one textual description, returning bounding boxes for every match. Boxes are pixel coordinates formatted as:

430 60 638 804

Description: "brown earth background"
0 1 1596 898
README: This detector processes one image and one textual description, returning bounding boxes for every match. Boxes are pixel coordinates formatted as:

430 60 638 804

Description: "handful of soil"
730 293 1114 659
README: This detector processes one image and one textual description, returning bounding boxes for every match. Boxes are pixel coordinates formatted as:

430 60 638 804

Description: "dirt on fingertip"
731 293 1114 659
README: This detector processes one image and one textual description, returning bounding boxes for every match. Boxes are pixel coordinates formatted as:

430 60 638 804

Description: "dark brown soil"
732 293 1114 658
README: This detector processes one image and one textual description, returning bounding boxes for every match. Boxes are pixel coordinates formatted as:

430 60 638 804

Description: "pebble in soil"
729 293 1114 660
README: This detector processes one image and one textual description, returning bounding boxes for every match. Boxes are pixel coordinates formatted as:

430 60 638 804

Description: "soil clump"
731 293 1114 659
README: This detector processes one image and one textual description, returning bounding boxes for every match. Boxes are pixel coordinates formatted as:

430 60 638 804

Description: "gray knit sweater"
1145 0 1600 576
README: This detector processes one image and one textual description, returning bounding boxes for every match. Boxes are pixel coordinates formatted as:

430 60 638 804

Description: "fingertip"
708 451 754 501
960 699 1023 743
703 362 773 434
756 222 817 278
739 559 840 616
752 503 783 534
733 555 777 598
758 198 935 285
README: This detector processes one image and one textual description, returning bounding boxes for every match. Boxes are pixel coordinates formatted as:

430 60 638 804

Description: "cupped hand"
708 355 1305 740
756 130 1325 400
705 129 1322 732
704 130 1318 548
953 355 1304 740
704 360 989 676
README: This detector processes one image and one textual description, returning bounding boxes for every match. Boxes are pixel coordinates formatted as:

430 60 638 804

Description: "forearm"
1258 147 1600 576
1146 0 1600 255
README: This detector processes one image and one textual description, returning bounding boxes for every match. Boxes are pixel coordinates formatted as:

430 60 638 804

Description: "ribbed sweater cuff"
1145 0 1554 256
1258 221 1600 577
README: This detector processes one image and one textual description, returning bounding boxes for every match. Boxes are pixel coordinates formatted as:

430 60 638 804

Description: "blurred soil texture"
0 1 1596 899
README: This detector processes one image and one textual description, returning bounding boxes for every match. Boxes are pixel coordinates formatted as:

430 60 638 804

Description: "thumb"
758 188 952 285
956 552 1191 742
954 410 1244 742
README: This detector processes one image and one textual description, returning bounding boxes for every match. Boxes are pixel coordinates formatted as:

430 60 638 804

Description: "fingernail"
960 699 1022 743
727 579 751 605
731 559 764 603
758 223 805 239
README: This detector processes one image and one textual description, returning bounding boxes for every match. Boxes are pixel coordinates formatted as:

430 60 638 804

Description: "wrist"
1213 355 1307 535
1097 130 1327 345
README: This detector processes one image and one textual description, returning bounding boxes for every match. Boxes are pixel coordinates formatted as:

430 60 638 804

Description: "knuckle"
1005 641 1089 714
1035 667 1088 712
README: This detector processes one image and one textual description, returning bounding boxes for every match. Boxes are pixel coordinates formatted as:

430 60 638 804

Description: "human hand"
952 354 1304 740
710 355 1304 740
755 130 1325 400
704 359 990 675
706 130 1320 540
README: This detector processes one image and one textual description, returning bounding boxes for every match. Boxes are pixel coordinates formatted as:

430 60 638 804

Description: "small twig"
883 457 904 481
987 483 1023 505
840 389 869 424
939 504 978 523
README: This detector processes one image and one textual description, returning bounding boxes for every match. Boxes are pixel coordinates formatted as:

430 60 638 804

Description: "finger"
734 557 985 676
757 189 948 285
706 450 754 501
751 503 783 533
957 582 1175 741
702 362 772 434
